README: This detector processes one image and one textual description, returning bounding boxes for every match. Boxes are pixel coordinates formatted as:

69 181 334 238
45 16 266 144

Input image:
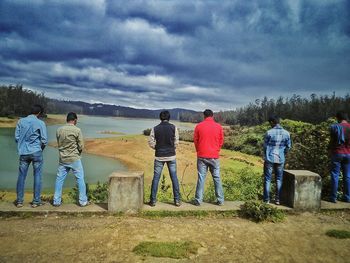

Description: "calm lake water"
0 116 193 190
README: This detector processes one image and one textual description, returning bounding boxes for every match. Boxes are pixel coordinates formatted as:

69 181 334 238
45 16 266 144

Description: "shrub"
69 181 108 203
204 168 263 202
239 200 285 222
143 128 151 136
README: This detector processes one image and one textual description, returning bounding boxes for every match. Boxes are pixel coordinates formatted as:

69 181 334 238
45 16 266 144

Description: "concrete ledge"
108 171 144 213
0 201 349 217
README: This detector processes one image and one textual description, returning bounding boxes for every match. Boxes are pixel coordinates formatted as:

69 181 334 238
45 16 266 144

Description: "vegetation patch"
133 241 200 259
69 182 108 203
326 229 350 239
239 200 285 223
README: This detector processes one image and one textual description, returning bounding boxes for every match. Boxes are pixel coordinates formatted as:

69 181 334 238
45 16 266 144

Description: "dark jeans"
150 159 181 203
330 154 350 202
16 151 43 204
263 161 284 202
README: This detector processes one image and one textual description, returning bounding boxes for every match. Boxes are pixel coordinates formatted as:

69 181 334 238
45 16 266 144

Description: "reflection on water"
0 116 193 190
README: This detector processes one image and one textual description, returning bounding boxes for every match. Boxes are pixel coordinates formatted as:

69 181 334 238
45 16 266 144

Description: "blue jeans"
16 151 43 204
195 158 224 204
150 159 181 203
53 159 88 206
263 161 284 202
330 154 350 202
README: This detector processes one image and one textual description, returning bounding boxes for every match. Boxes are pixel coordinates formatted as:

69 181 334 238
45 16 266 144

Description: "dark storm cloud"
0 0 349 110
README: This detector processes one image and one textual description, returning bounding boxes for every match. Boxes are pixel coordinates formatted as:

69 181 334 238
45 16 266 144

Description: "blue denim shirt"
263 124 291 164
15 115 48 155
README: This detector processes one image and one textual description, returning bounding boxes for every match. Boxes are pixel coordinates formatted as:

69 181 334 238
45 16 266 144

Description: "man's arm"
77 129 84 154
15 120 21 143
174 126 179 149
40 122 48 150
148 128 156 149
193 126 199 151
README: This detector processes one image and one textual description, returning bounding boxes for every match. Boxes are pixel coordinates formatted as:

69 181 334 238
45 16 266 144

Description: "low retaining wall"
108 171 144 213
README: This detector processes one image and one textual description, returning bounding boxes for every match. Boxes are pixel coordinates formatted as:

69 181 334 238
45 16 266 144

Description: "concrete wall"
108 171 144 213
280 170 322 211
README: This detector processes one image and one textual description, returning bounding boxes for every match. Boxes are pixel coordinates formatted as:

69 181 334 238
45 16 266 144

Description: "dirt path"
1 212 349 263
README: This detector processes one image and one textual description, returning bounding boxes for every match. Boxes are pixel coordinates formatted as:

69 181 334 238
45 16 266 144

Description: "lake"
0 116 193 190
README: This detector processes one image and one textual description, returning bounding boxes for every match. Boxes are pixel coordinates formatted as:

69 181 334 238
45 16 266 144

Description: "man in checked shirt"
263 115 291 205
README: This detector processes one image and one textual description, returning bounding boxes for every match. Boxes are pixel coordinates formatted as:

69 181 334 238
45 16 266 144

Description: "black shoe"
148 201 156 207
30 202 45 208
14 201 23 208
174 201 181 207
216 201 224 206
275 200 280 205
191 200 200 206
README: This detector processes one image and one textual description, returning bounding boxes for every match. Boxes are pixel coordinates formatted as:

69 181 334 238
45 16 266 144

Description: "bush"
143 128 151 136
69 181 108 203
239 200 285 223
204 168 263 202
326 229 350 239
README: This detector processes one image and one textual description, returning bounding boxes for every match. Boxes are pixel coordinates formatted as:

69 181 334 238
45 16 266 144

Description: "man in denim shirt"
14 104 48 208
263 116 291 205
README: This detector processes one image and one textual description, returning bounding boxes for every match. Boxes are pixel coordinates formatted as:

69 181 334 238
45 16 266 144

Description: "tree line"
179 93 350 126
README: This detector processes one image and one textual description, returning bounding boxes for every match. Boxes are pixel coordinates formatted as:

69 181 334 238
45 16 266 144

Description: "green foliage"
69 182 108 203
0 84 48 117
204 168 263 202
326 229 350 239
143 128 151 136
239 200 285 223
133 241 200 259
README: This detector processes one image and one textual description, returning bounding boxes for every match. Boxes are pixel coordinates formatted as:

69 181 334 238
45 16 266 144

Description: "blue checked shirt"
15 115 48 155
263 124 291 164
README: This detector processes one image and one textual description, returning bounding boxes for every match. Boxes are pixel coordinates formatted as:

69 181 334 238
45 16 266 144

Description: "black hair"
159 110 170 121
30 104 43 115
66 112 78 122
203 109 213 118
336 111 348 121
268 115 280 124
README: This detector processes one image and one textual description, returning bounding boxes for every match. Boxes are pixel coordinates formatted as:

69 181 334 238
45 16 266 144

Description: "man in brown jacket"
53 112 88 207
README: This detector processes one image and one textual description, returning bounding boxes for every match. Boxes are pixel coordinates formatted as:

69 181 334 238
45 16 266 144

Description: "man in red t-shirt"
192 109 224 206
329 111 350 203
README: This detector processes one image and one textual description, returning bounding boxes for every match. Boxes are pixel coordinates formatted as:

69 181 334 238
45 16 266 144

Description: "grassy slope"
0 114 66 128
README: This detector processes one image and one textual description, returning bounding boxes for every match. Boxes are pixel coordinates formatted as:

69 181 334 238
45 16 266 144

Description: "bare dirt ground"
0 211 349 263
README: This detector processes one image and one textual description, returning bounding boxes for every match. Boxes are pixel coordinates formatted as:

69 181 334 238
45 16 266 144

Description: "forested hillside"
180 94 350 125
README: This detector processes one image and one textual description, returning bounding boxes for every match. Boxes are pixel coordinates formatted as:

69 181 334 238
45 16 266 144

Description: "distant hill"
47 99 198 120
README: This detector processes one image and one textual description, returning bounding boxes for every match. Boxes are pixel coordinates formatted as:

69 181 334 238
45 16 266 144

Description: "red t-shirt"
193 117 224 158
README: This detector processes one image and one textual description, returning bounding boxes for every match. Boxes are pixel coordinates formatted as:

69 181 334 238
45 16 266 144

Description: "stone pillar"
108 171 144 213
280 170 322 211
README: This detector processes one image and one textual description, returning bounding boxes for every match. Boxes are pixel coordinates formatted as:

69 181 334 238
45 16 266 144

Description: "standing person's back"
193 109 224 206
329 111 350 203
14 104 47 208
53 112 88 207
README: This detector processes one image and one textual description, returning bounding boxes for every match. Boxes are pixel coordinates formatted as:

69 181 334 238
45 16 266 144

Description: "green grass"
133 241 200 259
239 200 285 223
326 229 350 239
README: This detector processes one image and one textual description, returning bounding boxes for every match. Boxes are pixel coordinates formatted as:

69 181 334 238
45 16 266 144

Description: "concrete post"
280 170 322 211
108 171 144 213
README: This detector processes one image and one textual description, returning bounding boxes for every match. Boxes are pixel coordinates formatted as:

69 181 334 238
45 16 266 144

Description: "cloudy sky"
0 0 349 111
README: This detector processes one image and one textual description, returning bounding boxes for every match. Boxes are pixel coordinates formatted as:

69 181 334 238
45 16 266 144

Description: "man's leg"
71 159 88 206
341 154 350 202
32 151 44 205
166 159 181 203
195 158 208 204
53 163 69 205
209 158 224 204
274 162 285 204
150 160 164 204
330 154 341 202
263 161 273 203
16 155 30 205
